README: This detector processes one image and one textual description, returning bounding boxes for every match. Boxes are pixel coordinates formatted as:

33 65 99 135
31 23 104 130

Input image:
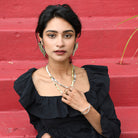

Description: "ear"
76 34 80 39
37 33 41 41
38 33 44 45
75 34 79 42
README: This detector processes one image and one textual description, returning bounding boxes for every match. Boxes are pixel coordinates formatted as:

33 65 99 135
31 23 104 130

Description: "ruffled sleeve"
14 68 37 109
14 68 48 137
14 68 81 119
83 65 121 138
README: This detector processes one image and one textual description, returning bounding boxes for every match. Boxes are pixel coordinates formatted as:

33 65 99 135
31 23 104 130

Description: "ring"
68 86 73 92
64 89 68 94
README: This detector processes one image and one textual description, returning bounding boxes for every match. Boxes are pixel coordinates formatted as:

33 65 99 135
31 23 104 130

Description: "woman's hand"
41 133 51 138
61 87 90 112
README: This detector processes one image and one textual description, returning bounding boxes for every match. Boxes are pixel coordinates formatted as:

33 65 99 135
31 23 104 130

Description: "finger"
61 95 70 104
68 86 73 92
62 92 70 99
64 88 72 95
64 88 69 95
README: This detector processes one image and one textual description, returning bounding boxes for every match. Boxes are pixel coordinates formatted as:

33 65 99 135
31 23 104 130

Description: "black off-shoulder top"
14 65 121 138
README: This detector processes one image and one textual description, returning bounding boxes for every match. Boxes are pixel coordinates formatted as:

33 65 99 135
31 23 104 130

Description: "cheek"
70 41 76 50
67 39 76 47
43 39 54 47
42 38 49 46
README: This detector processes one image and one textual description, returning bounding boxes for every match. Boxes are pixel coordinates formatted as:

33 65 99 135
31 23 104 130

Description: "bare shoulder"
74 66 90 92
32 67 49 84
32 67 54 96
75 66 87 78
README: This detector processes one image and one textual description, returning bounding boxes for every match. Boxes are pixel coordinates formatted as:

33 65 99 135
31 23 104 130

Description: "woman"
14 4 121 138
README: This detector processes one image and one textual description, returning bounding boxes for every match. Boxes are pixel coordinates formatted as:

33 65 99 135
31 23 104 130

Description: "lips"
54 50 66 55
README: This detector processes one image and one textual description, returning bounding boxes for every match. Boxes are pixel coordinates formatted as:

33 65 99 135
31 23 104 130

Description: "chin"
55 58 70 63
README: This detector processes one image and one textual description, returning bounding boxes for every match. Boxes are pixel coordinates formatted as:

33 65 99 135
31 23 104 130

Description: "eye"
64 34 72 39
47 33 56 39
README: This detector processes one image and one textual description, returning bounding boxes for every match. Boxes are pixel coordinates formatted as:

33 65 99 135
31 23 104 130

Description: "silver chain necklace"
46 65 76 89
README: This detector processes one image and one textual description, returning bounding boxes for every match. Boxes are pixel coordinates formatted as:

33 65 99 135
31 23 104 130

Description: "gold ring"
64 89 68 94
68 87 73 92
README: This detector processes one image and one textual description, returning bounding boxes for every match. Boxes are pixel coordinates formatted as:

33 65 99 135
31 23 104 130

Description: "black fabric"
14 65 121 138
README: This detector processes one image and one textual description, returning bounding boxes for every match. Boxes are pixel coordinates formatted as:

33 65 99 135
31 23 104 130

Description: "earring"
38 41 46 57
73 43 78 56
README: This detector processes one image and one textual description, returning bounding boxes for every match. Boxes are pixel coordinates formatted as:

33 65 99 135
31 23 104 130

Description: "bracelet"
81 103 91 115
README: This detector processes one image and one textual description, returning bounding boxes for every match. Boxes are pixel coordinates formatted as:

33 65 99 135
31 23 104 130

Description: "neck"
47 60 73 77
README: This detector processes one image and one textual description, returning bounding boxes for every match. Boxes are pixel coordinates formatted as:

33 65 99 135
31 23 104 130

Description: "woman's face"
40 17 76 63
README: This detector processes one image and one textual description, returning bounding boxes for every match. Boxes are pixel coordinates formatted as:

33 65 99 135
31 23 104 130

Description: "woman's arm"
82 103 103 135
62 88 120 137
62 88 102 135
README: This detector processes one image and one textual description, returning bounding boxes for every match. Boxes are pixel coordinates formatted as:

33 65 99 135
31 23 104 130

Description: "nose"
56 36 64 48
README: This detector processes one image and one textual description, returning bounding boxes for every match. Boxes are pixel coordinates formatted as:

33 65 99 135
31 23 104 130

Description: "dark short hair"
35 4 82 39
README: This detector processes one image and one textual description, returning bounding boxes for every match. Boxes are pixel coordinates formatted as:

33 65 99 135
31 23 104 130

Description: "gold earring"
73 43 78 56
38 41 46 57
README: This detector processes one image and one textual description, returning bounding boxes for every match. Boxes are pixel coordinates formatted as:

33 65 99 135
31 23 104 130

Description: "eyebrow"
46 30 74 33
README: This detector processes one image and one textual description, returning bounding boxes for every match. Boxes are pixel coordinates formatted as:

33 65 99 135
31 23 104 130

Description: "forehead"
44 17 75 32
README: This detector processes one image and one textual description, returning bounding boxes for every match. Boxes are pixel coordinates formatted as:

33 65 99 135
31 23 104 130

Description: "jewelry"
46 65 76 89
73 43 78 56
54 82 64 94
81 103 91 115
64 88 69 95
46 65 76 94
38 41 46 56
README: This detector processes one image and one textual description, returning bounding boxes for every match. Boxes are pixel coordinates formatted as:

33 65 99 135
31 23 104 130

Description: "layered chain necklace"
46 65 76 94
